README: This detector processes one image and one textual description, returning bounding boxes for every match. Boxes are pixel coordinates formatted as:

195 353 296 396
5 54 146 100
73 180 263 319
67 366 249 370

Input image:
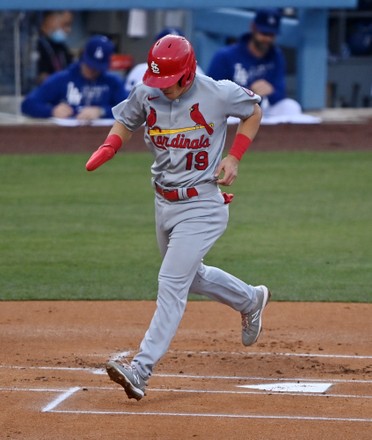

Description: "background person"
207 8 301 118
35 10 74 85
22 35 128 121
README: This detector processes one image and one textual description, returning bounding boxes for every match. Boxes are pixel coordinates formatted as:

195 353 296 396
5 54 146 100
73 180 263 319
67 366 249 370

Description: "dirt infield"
1 116 371 438
1 301 371 439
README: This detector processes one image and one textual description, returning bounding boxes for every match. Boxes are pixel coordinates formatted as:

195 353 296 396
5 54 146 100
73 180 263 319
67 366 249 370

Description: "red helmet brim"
142 68 184 88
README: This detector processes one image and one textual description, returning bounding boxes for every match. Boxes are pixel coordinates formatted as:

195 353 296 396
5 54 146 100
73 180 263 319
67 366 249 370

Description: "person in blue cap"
207 9 301 118
22 35 128 120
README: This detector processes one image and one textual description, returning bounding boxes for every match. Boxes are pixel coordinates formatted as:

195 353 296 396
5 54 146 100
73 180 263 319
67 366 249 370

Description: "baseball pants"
132 183 258 379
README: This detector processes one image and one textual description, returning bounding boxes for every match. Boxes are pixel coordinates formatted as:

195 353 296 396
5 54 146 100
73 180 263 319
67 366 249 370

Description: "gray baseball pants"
132 183 258 379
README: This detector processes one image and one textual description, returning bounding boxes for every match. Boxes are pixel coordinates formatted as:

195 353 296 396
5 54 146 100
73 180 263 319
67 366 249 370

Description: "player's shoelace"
241 314 249 330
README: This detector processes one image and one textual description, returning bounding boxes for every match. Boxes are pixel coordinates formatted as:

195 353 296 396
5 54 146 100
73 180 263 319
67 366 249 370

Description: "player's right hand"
86 145 116 171
52 103 74 118
86 134 123 172
215 155 239 186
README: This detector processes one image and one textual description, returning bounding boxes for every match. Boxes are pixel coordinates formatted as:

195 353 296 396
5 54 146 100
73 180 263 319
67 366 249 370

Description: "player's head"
251 9 281 55
143 35 196 90
253 9 281 36
40 11 71 43
81 35 114 78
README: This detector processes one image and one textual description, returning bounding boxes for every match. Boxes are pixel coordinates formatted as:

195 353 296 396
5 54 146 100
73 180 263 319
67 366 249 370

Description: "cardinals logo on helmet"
150 61 160 74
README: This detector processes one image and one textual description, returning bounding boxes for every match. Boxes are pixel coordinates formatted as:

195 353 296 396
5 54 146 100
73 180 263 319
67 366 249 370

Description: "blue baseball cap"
82 35 114 72
253 9 281 35
155 27 183 41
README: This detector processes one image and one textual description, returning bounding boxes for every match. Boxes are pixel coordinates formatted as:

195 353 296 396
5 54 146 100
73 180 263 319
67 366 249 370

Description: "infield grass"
1 151 371 302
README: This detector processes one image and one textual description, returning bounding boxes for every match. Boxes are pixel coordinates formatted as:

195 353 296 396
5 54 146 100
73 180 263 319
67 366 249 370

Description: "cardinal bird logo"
189 103 214 135
147 106 157 128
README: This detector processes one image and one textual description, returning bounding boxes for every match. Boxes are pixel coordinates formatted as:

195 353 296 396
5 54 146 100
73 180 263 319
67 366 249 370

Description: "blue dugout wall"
0 0 358 110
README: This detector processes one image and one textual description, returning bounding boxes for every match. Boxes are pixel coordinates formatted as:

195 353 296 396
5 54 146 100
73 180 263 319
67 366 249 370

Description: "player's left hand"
76 106 103 120
215 155 239 186
52 103 74 118
250 79 274 97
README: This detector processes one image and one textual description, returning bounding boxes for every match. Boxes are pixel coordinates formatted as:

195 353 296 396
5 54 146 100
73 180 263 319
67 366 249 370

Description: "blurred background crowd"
0 1 371 116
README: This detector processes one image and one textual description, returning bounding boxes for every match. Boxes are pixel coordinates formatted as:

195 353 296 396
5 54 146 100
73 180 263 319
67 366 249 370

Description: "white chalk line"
82 350 372 360
139 388 372 400
1 347 370 423
2 364 372 384
109 351 132 361
168 350 372 360
82 350 372 361
1 385 371 401
0 365 91 372
0 387 68 393
90 386 372 400
2 385 371 422
47 409 372 423
154 373 372 385
41 386 80 413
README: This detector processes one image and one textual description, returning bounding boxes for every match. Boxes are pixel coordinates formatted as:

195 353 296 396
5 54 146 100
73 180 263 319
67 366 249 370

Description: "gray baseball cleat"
106 360 147 401
241 285 271 346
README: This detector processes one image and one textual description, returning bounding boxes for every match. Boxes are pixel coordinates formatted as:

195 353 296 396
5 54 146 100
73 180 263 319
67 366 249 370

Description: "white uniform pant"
132 184 258 379
261 97 302 117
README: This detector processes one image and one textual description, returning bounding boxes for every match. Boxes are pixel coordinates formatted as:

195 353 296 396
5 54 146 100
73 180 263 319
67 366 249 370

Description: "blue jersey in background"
207 33 286 106
22 62 128 119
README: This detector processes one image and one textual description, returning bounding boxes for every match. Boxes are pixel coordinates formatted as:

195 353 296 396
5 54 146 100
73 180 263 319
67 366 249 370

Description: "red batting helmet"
143 35 197 88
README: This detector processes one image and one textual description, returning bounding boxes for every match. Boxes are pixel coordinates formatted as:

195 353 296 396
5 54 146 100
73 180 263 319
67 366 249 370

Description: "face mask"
50 29 67 43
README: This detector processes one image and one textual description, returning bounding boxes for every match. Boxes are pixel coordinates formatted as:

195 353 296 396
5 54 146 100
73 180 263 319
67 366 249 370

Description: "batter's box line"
98 350 372 361
88 385 372 400
45 408 372 423
4 385 370 420
167 350 372 360
2 364 372 384
0 385 82 414
1 386 371 402
41 386 80 413
0 385 81 413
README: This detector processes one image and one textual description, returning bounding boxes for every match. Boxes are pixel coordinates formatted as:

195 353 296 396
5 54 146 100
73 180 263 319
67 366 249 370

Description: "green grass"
1 151 371 302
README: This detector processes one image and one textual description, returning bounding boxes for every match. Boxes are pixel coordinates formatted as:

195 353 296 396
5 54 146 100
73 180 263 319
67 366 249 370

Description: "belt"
155 183 198 202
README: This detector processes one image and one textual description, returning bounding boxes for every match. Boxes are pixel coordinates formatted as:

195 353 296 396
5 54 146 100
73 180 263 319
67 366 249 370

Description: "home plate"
237 382 333 394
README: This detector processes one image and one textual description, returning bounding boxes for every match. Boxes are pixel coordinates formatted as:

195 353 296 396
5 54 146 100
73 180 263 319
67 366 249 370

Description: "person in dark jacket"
22 35 128 120
36 11 74 85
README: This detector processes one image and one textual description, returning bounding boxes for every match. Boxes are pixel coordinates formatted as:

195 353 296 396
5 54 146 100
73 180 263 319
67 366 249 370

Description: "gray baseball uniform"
112 74 261 380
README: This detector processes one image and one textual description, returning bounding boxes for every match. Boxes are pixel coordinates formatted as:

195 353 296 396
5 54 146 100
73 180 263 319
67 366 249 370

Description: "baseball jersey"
112 74 261 188
207 33 286 106
21 62 128 119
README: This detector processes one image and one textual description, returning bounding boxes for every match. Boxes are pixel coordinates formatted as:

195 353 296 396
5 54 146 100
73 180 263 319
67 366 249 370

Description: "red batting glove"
86 145 115 171
86 134 122 172
222 192 234 204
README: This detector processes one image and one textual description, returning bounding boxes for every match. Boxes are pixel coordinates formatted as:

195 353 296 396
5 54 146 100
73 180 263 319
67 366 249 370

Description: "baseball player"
86 35 271 401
